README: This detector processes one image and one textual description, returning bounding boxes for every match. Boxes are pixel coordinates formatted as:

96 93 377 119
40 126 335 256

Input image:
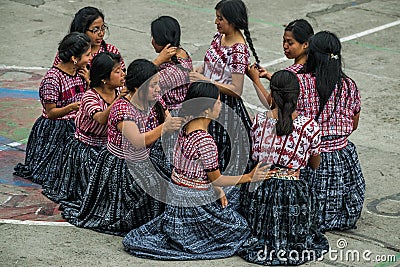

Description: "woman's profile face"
107 63 125 89
283 31 308 60
146 74 161 102
76 46 92 68
215 10 234 35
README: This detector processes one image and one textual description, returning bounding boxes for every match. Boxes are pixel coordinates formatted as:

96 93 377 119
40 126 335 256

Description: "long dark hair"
58 32 91 63
284 19 314 44
151 16 185 69
215 0 260 64
90 52 121 88
270 70 300 136
125 59 165 123
179 81 219 118
304 31 349 120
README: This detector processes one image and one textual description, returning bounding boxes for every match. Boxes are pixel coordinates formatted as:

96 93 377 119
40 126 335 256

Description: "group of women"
13 0 365 265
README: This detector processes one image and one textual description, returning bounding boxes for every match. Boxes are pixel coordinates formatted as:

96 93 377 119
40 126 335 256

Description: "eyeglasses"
86 25 108 35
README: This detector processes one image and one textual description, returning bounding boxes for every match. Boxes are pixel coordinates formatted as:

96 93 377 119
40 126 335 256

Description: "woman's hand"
189 71 208 83
214 186 228 208
256 64 273 80
249 162 270 182
246 64 261 82
119 86 130 98
77 66 90 84
162 115 185 134
153 44 177 66
67 101 81 112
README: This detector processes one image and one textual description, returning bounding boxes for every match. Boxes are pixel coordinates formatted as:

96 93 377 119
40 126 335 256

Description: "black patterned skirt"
301 140 365 232
42 137 102 204
238 178 329 265
123 184 251 260
13 116 75 185
61 148 164 236
208 94 256 175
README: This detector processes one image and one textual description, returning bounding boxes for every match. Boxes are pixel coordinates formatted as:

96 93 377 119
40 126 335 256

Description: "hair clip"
330 53 339 60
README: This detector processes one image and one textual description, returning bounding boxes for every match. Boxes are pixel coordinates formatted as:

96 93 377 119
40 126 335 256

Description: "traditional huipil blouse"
251 112 321 169
107 97 161 161
171 129 219 190
296 73 361 152
39 67 87 120
74 88 118 147
285 63 304 74
159 56 193 110
203 32 249 83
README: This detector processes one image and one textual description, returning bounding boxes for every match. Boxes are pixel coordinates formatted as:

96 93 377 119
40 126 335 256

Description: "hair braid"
244 28 260 64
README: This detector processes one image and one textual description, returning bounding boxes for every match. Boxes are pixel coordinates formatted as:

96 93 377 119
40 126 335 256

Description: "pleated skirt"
301 140 365 232
13 116 75 185
208 94 256 175
123 184 251 260
238 178 329 265
42 137 102 204
61 148 164 236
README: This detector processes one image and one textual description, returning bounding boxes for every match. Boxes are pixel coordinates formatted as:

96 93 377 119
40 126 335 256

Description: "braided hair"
58 32 91 63
269 70 300 136
215 0 260 64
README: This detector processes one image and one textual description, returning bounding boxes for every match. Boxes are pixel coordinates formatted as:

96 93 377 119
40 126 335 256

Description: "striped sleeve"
39 75 59 103
82 90 103 118
198 134 219 172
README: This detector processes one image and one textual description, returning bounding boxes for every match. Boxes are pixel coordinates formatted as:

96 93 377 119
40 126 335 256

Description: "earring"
103 81 106 85
73 60 77 65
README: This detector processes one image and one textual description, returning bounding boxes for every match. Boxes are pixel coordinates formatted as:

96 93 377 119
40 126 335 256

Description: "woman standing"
14 32 91 185
42 52 126 203
190 0 260 178
297 31 365 232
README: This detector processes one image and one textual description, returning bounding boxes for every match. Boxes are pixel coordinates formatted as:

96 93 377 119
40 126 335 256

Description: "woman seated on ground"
42 52 126 204
238 70 329 266
61 59 184 236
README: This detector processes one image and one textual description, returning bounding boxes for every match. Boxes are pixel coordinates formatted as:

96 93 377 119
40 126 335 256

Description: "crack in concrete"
10 0 45 8
307 0 373 18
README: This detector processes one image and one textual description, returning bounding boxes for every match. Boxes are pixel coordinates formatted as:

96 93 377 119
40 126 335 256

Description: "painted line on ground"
0 87 38 98
340 20 400 42
0 140 25 152
0 65 47 70
0 219 72 226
